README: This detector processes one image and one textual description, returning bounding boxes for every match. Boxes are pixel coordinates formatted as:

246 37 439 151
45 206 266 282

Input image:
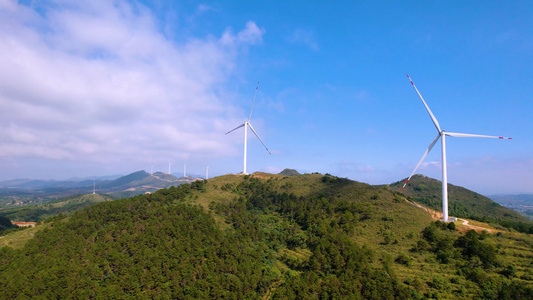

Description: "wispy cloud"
286 28 318 51
0 0 264 175
334 160 374 175
264 166 282 174
220 21 265 46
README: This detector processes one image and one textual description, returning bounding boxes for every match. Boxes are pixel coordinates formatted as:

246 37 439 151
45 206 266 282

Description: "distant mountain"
0 171 201 207
490 194 533 204
172 173 205 179
278 168 301 176
388 174 531 228
100 170 152 190
65 174 123 181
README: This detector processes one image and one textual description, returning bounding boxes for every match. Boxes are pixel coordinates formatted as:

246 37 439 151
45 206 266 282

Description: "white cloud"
220 21 265 47
0 1 264 175
333 160 374 175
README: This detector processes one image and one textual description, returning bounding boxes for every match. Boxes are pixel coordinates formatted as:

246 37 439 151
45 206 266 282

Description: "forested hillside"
1 173 532 299
389 175 533 233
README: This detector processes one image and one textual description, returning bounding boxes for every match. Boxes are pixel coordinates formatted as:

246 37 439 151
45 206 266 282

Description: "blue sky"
0 0 531 195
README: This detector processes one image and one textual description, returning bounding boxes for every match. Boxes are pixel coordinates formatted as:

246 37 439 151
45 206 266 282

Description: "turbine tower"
206 166 209 180
226 82 271 175
402 74 512 222
168 162 172 175
184 164 186 177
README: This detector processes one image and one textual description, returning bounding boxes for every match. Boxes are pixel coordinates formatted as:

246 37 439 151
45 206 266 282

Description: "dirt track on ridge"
405 199 497 233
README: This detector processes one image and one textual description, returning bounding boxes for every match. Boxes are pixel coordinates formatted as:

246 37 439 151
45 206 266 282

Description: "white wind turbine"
402 74 512 222
226 82 271 175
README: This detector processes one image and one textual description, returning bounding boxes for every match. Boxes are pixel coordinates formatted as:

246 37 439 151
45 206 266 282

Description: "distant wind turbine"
168 162 172 175
402 74 512 222
184 164 186 177
206 166 209 180
226 82 271 175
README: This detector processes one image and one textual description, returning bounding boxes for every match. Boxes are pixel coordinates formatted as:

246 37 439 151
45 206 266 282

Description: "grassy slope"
197 173 432 264
0 224 52 249
196 173 533 295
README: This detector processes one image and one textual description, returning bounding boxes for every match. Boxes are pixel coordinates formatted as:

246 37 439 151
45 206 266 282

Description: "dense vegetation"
390 175 533 233
1 173 532 299
0 215 16 232
409 221 533 298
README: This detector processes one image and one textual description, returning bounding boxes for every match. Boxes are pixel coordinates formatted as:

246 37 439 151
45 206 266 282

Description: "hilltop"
278 168 301 176
1 172 532 299
388 174 533 233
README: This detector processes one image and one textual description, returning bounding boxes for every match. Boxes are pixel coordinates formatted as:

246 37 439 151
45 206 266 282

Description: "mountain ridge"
388 174 532 232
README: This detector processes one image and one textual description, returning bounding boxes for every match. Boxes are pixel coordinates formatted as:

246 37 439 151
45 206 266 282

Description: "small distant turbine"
402 74 512 222
226 82 271 175
184 164 187 177
168 162 172 175
206 166 209 180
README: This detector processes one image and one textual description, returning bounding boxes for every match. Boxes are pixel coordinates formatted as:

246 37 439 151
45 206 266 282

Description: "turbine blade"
445 132 512 139
248 81 260 121
225 123 245 135
247 123 271 154
401 134 441 191
407 74 442 132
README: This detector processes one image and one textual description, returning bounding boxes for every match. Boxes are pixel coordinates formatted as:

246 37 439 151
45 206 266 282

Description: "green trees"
1 176 532 299
454 230 497 268
0 215 16 231
0 184 275 298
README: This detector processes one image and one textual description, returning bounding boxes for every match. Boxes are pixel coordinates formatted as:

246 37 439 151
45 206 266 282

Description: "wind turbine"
226 82 271 175
402 74 512 222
